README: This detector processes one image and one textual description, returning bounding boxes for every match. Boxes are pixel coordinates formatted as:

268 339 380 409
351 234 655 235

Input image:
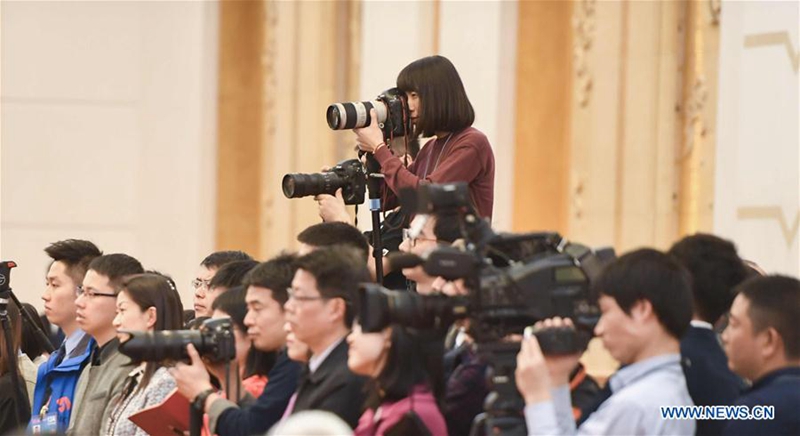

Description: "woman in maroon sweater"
354 55 495 220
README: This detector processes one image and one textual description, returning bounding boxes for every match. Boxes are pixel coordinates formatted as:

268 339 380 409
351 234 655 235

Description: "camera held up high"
326 87 412 139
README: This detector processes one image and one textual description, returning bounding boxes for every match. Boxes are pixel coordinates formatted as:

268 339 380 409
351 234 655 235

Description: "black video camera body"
118 318 237 364
282 158 366 205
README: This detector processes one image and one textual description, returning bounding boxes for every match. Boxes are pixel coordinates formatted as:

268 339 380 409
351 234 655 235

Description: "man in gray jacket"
68 254 144 435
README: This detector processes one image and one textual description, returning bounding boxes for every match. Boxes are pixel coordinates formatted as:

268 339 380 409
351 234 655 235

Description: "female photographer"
354 55 495 220
105 273 183 436
0 301 29 434
347 321 446 436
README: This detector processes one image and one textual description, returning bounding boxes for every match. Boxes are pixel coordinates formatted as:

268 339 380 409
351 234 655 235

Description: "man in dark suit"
669 234 749 435
284 246 369 428
721 275 800 435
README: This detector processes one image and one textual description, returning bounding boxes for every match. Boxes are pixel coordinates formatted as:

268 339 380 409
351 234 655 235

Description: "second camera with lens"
118 317 236 364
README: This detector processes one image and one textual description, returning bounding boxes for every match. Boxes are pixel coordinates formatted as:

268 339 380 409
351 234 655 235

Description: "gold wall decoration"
737 206 800 247
709 0 721 26
680 76 708 162
744 32 800 73
573 0 596 108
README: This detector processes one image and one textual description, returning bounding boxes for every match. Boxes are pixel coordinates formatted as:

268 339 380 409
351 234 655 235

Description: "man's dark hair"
668 233 748 324
295 246 371 326
209 260 259 290
433 213 462 244
201 250 253 269
296 222 369 263
593 248 693 339
44 239 102 285
242 253 297 307
397 55 475 138
736 275 800 360
88 253 145 290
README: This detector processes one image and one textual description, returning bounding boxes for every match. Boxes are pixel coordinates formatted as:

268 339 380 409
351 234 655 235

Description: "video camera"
358 182 615 436
361 182 614 349
118 318 236 364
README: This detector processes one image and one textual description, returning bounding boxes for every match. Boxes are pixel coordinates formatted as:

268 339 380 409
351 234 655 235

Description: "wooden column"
512 0 573 234
215 0 265 255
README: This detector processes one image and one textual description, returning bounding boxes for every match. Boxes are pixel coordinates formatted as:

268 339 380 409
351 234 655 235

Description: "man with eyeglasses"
283 246 369 428
192 251 253 319
30 239 102 434
171 254 301 436
68 253 144 436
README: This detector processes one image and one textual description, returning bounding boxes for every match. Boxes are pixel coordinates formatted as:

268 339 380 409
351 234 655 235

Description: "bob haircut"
397 55 475 138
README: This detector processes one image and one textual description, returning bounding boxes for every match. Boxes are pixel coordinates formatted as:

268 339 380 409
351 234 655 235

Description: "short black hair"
242 253 298 307
209 260 259 291
295 246 371 326
201 250 253 269
433 213 462 244
44 239 103 285
88 254 145 290
296 222 369 263
397 55 475 138
593 248 693 339
736 275 800 360
668 234 748 324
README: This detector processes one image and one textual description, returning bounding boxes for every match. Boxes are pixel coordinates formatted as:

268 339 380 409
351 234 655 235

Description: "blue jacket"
29 335 94 433
723 367 800 436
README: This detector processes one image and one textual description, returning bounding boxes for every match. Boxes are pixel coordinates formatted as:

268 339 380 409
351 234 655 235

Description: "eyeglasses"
75 285 117 299
286 288 330 303
191 278 212 291
402 229 438 247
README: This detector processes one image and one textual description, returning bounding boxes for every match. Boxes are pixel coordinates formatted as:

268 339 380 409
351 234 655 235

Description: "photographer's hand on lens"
515 317 583 405
169 344 215 407
353 109 386 154
314 188 351 223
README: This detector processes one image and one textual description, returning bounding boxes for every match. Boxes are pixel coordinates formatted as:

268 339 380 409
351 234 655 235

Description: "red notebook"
128 388 190 436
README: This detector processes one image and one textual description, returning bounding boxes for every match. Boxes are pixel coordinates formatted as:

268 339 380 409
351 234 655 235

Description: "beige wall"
713 0 799 276
1 1 219 309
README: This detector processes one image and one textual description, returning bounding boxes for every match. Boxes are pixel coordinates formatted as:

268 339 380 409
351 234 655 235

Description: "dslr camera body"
281 88 412 205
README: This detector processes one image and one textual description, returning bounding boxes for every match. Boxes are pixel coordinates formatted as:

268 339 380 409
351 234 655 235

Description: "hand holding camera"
516 317 583 405
169 344 215 407
353 108 387 154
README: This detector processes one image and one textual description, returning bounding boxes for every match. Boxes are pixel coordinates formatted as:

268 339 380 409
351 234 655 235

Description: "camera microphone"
386 252 425 271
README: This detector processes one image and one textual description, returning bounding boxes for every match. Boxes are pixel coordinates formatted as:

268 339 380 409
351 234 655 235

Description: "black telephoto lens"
119 330 202 362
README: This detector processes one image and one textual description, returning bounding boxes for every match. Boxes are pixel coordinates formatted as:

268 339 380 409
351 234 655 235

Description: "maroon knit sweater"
373 127 496 220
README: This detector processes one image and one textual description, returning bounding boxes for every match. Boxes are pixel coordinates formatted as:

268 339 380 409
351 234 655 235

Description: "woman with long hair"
0 301 30 434
354 55 495 220
348 321 446 435
105 273 183 436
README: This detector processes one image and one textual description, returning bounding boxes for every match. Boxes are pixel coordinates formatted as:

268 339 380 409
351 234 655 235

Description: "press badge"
29 413 58 434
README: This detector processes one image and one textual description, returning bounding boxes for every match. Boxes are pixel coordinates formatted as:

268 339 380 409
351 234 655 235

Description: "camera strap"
422 133 454 179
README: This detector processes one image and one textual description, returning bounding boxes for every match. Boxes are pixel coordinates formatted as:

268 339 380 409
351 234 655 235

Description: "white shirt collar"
690 320 714 330
308 337 344 374
64 329 87 356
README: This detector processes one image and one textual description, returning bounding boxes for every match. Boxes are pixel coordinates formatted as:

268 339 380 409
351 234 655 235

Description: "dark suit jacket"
681 325 747 435
291 339 368 428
